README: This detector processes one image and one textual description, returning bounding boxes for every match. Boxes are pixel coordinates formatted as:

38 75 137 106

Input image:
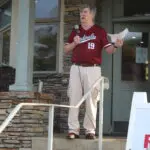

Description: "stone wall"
33 74 70 133
0 75 86 149
0 92 54 149
33 73 86 135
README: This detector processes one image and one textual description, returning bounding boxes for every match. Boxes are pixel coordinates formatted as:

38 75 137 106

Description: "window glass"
2 29 10 65
34 24 58 71
0 2 11 29
121 32 149 81
35 0 59 19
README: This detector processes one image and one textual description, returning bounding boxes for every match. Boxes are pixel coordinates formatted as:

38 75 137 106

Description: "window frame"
0 0 11 65
33 22 59 74
0 26 11 65
33 0 62 74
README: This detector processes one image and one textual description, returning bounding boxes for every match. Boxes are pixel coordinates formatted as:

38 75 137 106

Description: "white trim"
33 71 57 74
0 24 11 32
103 43 112 48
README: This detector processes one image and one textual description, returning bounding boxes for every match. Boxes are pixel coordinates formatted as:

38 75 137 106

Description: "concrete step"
32 134 126 150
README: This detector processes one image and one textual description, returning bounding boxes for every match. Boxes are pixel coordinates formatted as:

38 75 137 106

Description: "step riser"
32 138 126 150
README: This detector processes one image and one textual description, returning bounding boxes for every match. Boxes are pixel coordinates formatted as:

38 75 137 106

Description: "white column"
9 0 35 91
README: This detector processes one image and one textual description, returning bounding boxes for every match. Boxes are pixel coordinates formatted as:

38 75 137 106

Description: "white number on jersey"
88 42 95 50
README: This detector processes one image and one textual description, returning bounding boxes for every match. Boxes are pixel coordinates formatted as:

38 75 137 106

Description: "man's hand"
64 35 81 53
114 39 124 48
105 39 124 54
73 35 81 45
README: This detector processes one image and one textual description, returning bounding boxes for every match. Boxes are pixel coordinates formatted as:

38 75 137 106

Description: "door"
112 23 150 134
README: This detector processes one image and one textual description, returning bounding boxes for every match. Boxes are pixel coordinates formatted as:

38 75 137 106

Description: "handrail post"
98 78 104 150
47 106 54 150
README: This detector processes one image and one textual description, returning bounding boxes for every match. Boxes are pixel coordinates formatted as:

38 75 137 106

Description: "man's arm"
64 35 80 54
105 39 124 54
105 45 116 54
64 42 76 53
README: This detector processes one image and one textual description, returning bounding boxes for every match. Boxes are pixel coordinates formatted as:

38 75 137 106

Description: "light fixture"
132 36 136 39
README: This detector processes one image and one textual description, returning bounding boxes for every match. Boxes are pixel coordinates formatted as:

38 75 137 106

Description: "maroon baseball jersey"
67 24 111 64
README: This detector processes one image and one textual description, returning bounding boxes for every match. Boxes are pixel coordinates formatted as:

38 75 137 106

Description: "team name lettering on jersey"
80 33 96 43
68 25 109 64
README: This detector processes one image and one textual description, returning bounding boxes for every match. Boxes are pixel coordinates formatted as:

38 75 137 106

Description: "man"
64 4 123 140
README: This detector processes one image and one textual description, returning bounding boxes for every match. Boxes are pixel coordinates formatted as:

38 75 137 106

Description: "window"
35 0 59 19
0 1 11 29
34 0 60 72
124 0 150 17
1 28 10 64
0 0 60 71
121 32 149 81
34 24 58 71
0 1 11 65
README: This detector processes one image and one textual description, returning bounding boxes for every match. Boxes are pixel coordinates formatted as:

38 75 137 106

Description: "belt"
73 63 101 67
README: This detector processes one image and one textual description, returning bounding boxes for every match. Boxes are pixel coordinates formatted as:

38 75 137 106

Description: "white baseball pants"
68 64 101 135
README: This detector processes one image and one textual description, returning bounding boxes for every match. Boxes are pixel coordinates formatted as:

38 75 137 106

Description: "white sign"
126 92 150 150
107 28 129 43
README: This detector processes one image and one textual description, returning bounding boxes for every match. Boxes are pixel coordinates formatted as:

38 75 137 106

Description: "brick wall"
0 92 54 149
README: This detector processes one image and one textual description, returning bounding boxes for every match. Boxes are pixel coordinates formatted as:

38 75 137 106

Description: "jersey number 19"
88 42 95 50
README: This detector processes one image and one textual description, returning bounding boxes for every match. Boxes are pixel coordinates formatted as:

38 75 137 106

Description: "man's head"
79 4 96 25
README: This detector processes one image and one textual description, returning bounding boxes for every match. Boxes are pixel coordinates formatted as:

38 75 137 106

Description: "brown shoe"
67 133 80 139
85 133 96 139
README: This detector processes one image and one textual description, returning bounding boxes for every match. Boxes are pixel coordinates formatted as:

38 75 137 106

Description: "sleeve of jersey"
65 30 76 45
101 29 112 49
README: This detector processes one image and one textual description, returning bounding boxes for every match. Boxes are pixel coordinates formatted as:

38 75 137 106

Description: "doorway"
112 23 150 134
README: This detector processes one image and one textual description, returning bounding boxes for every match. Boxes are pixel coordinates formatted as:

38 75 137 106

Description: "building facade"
1 0 150 137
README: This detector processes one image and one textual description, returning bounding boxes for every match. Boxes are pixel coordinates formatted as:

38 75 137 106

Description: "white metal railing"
0 76 109 150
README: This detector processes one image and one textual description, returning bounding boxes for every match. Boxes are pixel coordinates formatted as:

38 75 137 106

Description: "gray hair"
79 4 97 17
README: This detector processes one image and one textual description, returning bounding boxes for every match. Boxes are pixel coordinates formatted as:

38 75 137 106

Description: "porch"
32 135 126 150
